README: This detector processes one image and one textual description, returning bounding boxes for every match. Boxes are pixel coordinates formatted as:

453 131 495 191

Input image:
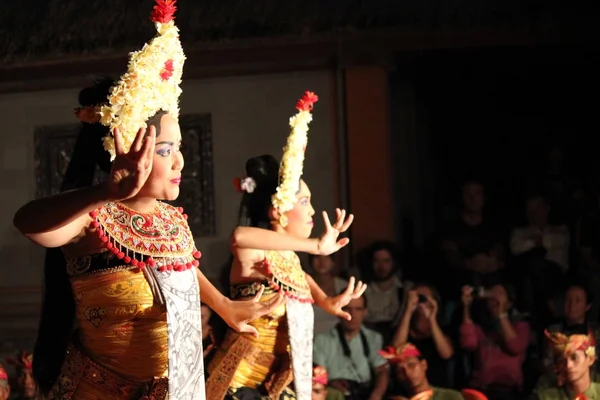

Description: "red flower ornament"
150 0 177 24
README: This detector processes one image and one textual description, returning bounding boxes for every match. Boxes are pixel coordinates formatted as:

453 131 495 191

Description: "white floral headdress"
74 0 185 161
271 91 319 214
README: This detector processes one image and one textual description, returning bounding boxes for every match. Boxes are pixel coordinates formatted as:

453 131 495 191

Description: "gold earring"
279 215 288 228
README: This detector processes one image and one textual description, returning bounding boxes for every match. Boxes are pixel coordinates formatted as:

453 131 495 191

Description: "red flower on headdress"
312 365 328 385
150 0 177 24
574 395 588 400
0 364 7 380
6 351 33 370
295 91 319 112
160 59 175 81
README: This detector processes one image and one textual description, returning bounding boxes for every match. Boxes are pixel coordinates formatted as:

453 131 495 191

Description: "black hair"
564 277 594 305
236 154 280 228
33 77 167 397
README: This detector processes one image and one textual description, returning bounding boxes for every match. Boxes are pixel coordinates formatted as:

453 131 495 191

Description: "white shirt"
509 224 570 272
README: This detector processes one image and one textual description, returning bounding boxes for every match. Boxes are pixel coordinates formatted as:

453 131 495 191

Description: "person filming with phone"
391 283 455 389
459 283 531 400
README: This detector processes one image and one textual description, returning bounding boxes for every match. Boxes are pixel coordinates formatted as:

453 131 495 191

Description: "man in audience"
360 240 412 343
536 281 600 391
313 294 389 400
533 331 600 399
381 342 464 399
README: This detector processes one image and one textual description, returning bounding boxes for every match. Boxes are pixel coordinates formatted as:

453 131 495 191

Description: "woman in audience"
460 282 530 400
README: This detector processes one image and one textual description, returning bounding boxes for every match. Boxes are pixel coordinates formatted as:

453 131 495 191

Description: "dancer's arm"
14 127 155 249
14 183 116 248
195 268 284 338
231 227 319 253
231 208 353 254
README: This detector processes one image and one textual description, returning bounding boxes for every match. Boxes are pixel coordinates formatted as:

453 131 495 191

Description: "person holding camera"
392 283 454 388
459 284 531 400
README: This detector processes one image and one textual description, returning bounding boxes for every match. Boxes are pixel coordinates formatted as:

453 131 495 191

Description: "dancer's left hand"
319 277 367 320
223 286 285 338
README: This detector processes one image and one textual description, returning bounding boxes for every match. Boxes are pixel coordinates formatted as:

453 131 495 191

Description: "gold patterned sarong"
207 251 315 399
207 287 294 399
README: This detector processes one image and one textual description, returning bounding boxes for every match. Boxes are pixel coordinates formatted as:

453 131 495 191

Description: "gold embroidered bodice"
70 266 168 381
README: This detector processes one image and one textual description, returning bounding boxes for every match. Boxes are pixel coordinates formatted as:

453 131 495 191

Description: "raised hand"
222 286 285 337
320 277 367 320
317 208 354 255
107 126 156 201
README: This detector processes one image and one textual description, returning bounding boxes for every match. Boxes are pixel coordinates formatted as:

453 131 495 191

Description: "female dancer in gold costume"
206 92 366 399
13 1 282 399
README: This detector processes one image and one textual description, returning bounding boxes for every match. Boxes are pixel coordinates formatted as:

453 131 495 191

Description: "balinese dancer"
206 92 366 399
13 1 283 399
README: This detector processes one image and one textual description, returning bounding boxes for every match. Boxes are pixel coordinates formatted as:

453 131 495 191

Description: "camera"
417 294 428 303
473 286 489 298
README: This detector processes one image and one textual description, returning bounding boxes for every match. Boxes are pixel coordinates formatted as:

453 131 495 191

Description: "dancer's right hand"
223 286 285 338
107 126 156 200
316 208 354 255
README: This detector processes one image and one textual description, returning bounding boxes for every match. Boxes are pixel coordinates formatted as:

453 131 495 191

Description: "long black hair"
236 154 280 228
33 77 114 396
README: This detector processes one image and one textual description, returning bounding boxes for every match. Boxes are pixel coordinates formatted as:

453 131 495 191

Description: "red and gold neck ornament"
89 202 201 272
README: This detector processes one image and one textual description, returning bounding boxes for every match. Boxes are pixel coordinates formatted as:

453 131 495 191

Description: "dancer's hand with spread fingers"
318 277 367 320
316 208 354 255
107 126 156 201
222 286 285 337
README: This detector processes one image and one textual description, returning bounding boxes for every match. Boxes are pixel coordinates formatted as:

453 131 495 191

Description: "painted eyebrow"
156 141 174 146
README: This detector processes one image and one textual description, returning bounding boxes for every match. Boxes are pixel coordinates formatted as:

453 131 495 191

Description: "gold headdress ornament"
271 91 319 224
79 0 185 161
545 330 596 358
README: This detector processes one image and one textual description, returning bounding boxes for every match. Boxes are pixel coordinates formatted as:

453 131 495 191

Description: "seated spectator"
313 295 389 400
309 254 349 335
508 193 566 328
439 180 505 272
360 241 412 343
381 342 464 399
0 363 10 400
459 284 530 400
392 283 454 388
5 351 36 400
510 193 570 273
536 280 600 391
532 331 599 399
